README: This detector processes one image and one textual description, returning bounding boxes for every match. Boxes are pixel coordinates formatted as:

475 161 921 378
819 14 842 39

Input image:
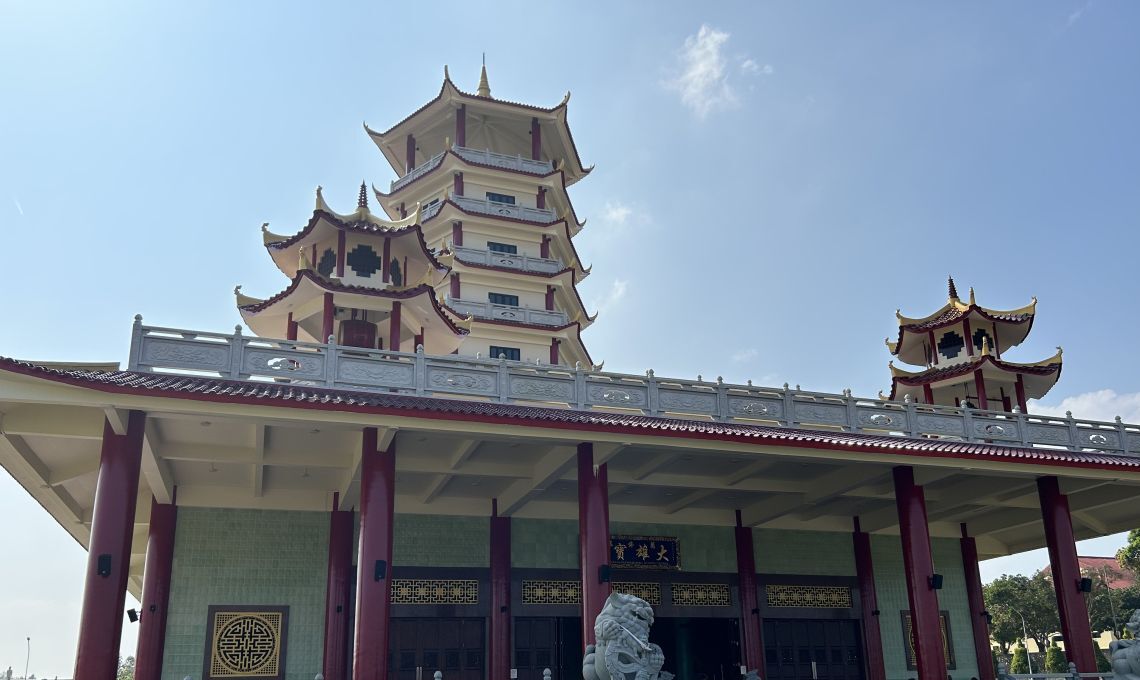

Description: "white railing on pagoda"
444 296 569 326
389 145 555 192
451 245 564 275
126 318 1140 456
449 192 556 223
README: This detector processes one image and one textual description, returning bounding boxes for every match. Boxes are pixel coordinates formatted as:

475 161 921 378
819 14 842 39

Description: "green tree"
1086 563 1136 637
985 573 1060 653
1117 529 1140 576
1045 644 1067 672
1096 647 1113 673
1010 646 1030 674
115 657 134 680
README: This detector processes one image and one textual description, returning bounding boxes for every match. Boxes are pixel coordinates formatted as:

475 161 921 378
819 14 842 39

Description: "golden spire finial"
298 247 313 272
968 286 976 305
981 335 991 356
477 54 491 98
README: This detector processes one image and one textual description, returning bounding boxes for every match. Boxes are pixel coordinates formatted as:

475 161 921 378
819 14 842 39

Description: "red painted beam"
489 501 511 680
353 428 396 680
893 466 944 680
323 495 354 680
578 443 611 646
1038 477 1097 672
134 495 176 680
960 524 995 680
735 511 764 672
853 518 886 680
74 412 146 680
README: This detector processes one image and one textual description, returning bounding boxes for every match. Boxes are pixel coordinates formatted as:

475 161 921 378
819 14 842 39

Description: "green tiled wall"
162 507 328 680
394 514 489 567
754 528 857 576
872 535 980 680
510 519 738 571
513 518 578 568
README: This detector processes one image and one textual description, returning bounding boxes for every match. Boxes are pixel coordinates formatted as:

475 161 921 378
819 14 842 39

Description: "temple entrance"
654 617 742 680
763 619 864 680
389 617 486 680
514 617 582 680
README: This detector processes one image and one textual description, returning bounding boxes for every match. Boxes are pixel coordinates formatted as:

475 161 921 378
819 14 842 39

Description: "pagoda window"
972 327 991 353
317 248 336 278
346 244 382 278
937 330 965 360
489 345 521 361
487 242 518 254
488 292 519 307
486 192 516 205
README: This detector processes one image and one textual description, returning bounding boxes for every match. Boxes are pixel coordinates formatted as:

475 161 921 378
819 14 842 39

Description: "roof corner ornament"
298 246 313 272
947 275 960 301
357 180 369 211
981 335 991 356
315 185 329 212
561 90 571 106
968 286 976 305
443 64 451 82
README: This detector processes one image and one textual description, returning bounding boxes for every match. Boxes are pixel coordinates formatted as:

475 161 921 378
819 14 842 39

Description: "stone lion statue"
1111 610 1140 680
583 593 674 680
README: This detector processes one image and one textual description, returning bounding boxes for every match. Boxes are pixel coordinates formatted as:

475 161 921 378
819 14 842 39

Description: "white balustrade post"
415 344 426 396
904 394 919 436
128 314 145 371
781 383 794 427
715 376 728 422
228 325 244 379
497 355 509 403
961 403 974 442
844 389 857 432
1066 410 1079 451
543 669 552 680
574 362 586 409
646 370 660 417
1016 407 1030 446
1118 416 1130 455
324 334 338 387
434 672 442 680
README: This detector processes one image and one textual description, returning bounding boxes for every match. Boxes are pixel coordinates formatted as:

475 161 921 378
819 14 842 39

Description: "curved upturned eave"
264 210 450 278
364 71 591 185
237 270 467 336
887 351 1063 400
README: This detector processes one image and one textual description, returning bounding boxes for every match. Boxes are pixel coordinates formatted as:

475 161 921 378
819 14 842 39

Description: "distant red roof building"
1041 556 1136 589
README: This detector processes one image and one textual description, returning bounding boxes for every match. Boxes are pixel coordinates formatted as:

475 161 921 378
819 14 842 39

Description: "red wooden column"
536 187 547 210
455 104 466 147
734 510 764 672
405 134 416 173
960 524 995 680
964 319 974 356
382 238 392 282
354 429 397 680
454 172 464 196
337 230 347 278
531 117 541 160
74 411 146 680
893 466 943 680
549 339 560 365
322 293 335 343
545 286 555 311
286 312 298 341
1038 477 1097 672
853 518 886 680
451 222 463 247
389 302 402 353
1015 374 1028 412
577 443 612 646
324 493 354 680
540 236 550 259
922 383 935 405
450 274 461 300
973 370 989 410
134 494 177 680
489 500 512 680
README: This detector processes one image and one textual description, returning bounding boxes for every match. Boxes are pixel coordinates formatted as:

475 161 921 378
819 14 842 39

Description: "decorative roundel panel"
205 606 288 679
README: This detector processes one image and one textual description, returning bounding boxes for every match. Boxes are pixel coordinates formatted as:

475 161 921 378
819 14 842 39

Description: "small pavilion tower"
885 277 1062 412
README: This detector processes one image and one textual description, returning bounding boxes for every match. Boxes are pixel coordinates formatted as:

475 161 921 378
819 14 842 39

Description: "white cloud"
663 25 771 119
13 197 23 216
1030 389 1140 423
591 279 628 315
602 201 632 226
731 348 759 363
1067 0 1092 27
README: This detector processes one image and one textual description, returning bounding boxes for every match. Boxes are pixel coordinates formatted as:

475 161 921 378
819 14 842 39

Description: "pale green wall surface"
162 507 328 680
871 535 980 680
510 519 738 571
393 514 489 567
754 528 857 576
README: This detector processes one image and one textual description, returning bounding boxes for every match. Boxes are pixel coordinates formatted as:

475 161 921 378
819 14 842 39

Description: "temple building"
886 277 1063 411
2 66 1140 680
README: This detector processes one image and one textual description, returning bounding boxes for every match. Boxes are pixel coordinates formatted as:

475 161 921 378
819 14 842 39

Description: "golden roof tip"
298 247 313 272
968 286 976 305
477 59 491 98
981 335 990 356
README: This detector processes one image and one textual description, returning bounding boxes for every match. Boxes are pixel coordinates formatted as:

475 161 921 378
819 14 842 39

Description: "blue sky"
2 1 1139 675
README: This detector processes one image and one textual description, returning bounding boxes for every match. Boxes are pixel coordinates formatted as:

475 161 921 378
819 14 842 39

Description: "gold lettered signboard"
610 535 680 569
901 610 955 670
203 605 289 679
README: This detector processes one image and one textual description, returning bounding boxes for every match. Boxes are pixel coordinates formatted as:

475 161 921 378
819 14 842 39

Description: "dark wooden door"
764 619 864 680
390 618 485 680
514 617 582 680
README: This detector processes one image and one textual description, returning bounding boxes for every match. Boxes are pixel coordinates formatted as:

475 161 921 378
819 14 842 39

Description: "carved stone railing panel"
450 192 556 223
444 297 569 327
126 319 1140 457
452 245 564 275
390 152 446 192
452 145 554 175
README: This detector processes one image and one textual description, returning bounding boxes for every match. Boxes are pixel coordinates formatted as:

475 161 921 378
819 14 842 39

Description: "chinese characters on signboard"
610 535 680 569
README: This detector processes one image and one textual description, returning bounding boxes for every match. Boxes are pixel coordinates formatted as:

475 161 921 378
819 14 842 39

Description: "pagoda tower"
240 64 596 367
885 277 1063 412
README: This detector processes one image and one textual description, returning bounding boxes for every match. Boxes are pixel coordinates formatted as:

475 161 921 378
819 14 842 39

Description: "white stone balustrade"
451 245 563 274
449 192 556 223
127 318 1140 456
389 145 554 193
444 296 569 326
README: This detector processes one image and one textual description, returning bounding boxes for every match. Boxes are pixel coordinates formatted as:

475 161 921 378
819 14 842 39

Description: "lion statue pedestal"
1112 610 1140 680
